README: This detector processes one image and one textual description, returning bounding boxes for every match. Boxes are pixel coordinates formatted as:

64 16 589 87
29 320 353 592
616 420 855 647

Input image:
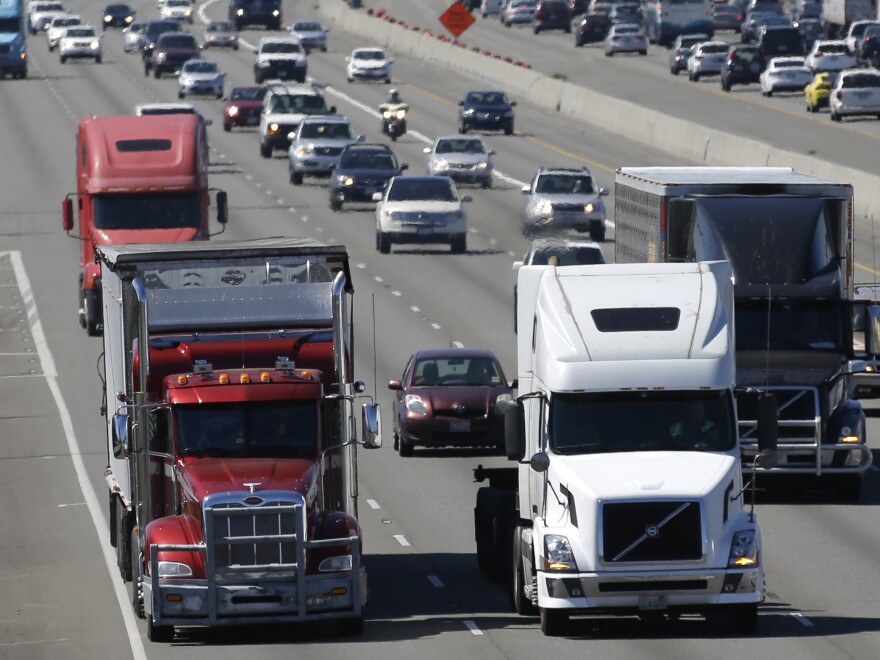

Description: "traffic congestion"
1 0 880 655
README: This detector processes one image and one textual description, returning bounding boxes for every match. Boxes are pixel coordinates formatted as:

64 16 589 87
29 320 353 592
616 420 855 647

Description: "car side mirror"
372 191 383 201
511 101 517 106
488 150 496 156
423 146 431 154
388 379 402 390
462 195 473 203
512 260 524 271
329 105 337 114
388 58 394 63
599 187 609 196
287 131 297 140
521 185 530 194
356 134 365 143
457 100 464 106
400 163 409 170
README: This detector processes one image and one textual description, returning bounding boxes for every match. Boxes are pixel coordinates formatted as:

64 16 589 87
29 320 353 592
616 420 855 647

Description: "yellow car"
805 72 834 113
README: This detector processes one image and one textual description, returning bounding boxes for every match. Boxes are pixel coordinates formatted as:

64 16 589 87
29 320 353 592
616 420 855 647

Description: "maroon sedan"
389 348 514 457
223 85 267 132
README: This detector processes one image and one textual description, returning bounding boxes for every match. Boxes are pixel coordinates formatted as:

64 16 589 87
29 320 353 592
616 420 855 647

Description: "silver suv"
259 82 335 158
288 115 362 185
521 166 608 240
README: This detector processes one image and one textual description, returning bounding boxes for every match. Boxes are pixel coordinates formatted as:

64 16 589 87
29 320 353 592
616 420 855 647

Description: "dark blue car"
457 90 516 135
329 144 407 212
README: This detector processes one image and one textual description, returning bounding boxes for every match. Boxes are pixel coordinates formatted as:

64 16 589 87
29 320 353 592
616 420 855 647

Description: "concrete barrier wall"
321 1 880 220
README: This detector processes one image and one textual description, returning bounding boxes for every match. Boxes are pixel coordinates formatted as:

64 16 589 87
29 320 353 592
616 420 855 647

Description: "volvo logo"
221 270 247 285
645 525 659 538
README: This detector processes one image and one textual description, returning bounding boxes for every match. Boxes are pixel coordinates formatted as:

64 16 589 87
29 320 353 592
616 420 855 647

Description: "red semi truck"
62 113 227 336
97 239 380 641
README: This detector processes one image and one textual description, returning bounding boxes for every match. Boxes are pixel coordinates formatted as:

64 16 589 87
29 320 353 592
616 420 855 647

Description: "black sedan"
103 3 136 29
329 143 407 211
389 348 514 457
457 90 516 134
574 11 611 46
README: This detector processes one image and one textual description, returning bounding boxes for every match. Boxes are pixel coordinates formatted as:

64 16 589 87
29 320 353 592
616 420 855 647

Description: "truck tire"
512 527 538 615
130 529 144 619
147 617 174 643
728 603 758 633
474 487 515 583
540 607 569 636
111 494 133 581
83 288 102 337
832 475 863 502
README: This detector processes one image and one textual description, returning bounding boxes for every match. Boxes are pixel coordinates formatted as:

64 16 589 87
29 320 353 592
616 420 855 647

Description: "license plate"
638 595 668 611
246 116 259 125
306 594 331 607
450 420 471 432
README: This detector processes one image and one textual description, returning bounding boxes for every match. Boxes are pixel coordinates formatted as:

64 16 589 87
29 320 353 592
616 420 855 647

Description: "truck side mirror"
216 190 228 225
502 401 525 461
867 304 880 355
62 197 74 232
361 403 382 449
112 413 130 459
755 392 778 470
666 198 696 263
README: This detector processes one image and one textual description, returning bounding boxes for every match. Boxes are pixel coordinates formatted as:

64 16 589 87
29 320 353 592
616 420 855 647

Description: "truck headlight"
318 554 353 572
268 122 279 134
91 41 100 49
839 426 860 443
227 105 239 117
476 161 489 170
433 159 449 171
537 200 553 215
294 145 312 157
404 394 427 415
544 534 578 571
584 203 595 213
157 561 193 578
728 529 758 568
337 175 354 186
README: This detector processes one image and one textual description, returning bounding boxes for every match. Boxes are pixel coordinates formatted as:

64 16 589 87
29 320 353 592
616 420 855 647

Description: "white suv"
254 37 307 83
259 82 335 158
59 24 102 64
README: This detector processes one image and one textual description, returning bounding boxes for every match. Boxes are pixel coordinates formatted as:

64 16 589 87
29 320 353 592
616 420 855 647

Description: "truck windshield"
175 401 317 457
735 299 845 352
93 193 201 230
550 390 736 454
0 18 21 32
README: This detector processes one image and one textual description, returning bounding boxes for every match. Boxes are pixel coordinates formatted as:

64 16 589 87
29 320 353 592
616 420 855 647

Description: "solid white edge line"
790 612 815 627
393 534 411 547
427 575 444 588
7 251 148 660
464 620 483 636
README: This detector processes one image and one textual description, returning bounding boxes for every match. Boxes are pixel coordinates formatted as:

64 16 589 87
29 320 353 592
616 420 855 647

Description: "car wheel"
671 66 678 75
565 25 571 34
504 123 513 135
290 171 304 185
254 72 263 83
639 49 647 56
398 436 413 457
223 123 231 132
459 122 468 134
451 234 467 254
533 26 540 34
590 223 606 242
766 89 773 97
330 195 342 212
59 55 66 63
154 68 161 79
574 36 582 47
95 55 101 64
831 111 841 122
178 90 184 99
482 177 492 189
347 75 353 82
48 43 54 51
378 232 391 254
385 77 392 84
234 44 240 51
260 142 272 158
692 71 700 81
722 80 731 92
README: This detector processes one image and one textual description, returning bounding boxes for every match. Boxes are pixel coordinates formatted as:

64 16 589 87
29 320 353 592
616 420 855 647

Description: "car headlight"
90 41 100 49
537 200 553 215
125 15 134 22
156 52 167 61
337 175 355 186
405 394 427 415
258 60 270 67
184 9 191 15
104 15 112 21
463 108 475 115
544 534 578 571
294 145 313 157
728 529 758 568
272 8 279 15
318 554 353 572
157 561 193 578
227 105 239 116
236 8 244 15
584 203 595 213
433 159 449 171
268 122 279 134
476 161 489 170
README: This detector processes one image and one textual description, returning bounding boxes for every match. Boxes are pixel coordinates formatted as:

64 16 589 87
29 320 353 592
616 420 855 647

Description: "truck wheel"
84 288 102 337
728 603 758 633
474 487 514 583
147 617 174 643
112 495 133 581
512 527 538 615
539 607 569 636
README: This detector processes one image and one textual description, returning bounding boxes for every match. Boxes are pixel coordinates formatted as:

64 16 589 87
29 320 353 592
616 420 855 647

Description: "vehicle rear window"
761 29 803 53
702 43 728 53
591 308 681 332
116 139 172 152
339 150 396 169
160 35 197 48
842 73 880 88
532 247 605 266
816 43 847 54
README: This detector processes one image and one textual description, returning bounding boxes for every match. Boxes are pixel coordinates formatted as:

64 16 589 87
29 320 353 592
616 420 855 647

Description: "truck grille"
737 387 819 443
205 495 303 574
602 501 702 563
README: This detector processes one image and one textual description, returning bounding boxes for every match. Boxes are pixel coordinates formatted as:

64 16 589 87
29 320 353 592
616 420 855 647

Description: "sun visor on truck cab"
688 196 846 298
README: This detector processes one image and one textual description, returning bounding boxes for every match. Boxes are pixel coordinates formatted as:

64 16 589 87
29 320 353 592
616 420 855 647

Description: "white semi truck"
474 261 778 636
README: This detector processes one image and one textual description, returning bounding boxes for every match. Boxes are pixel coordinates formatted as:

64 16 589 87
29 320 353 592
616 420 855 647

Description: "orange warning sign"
439 1 476 38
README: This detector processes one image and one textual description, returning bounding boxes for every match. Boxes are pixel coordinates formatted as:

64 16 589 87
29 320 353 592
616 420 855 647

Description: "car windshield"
107 4 129 11
300 122 352 139
550 390 736 454
208 21 234 31
536 174 595 194
268 94 327 114
185 61 218 73
865 26 880 37
230 87 266 101
294 21 322 31
388 178 456 202
761 16 791 26
842 73 880 88
175 401 318 458
681 37 703 48
263 41 301 53
339 149 397 169
436 138 486 154
354 49 385 60
39 2 64 10
161 35 196 48
412 357 504 387
465 91 507 105
93 192 200 230
715 5 737 14
66 27 94 36
167 0 189 6
146 21 179 37
615 26 639 34
530 246 605 265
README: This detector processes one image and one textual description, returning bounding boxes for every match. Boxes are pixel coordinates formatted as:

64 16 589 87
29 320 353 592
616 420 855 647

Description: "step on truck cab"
97 238 381 642
0 0 27 78
476 261 778 635
614 166 876 500
62 113 227 336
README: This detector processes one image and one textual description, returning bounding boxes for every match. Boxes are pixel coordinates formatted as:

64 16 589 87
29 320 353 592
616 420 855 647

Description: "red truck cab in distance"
62 113 227 336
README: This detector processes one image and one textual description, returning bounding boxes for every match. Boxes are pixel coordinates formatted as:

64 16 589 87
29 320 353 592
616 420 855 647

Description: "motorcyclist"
380 88 407 134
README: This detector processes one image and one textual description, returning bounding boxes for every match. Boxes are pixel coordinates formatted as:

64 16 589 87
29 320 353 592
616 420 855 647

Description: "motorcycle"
380 102 409 141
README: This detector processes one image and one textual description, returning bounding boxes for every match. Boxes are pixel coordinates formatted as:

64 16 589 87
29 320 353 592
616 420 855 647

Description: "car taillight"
867 36 875 43
836 90 842 99
675 47 681 55
695 54 702 60
737 14 742 19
